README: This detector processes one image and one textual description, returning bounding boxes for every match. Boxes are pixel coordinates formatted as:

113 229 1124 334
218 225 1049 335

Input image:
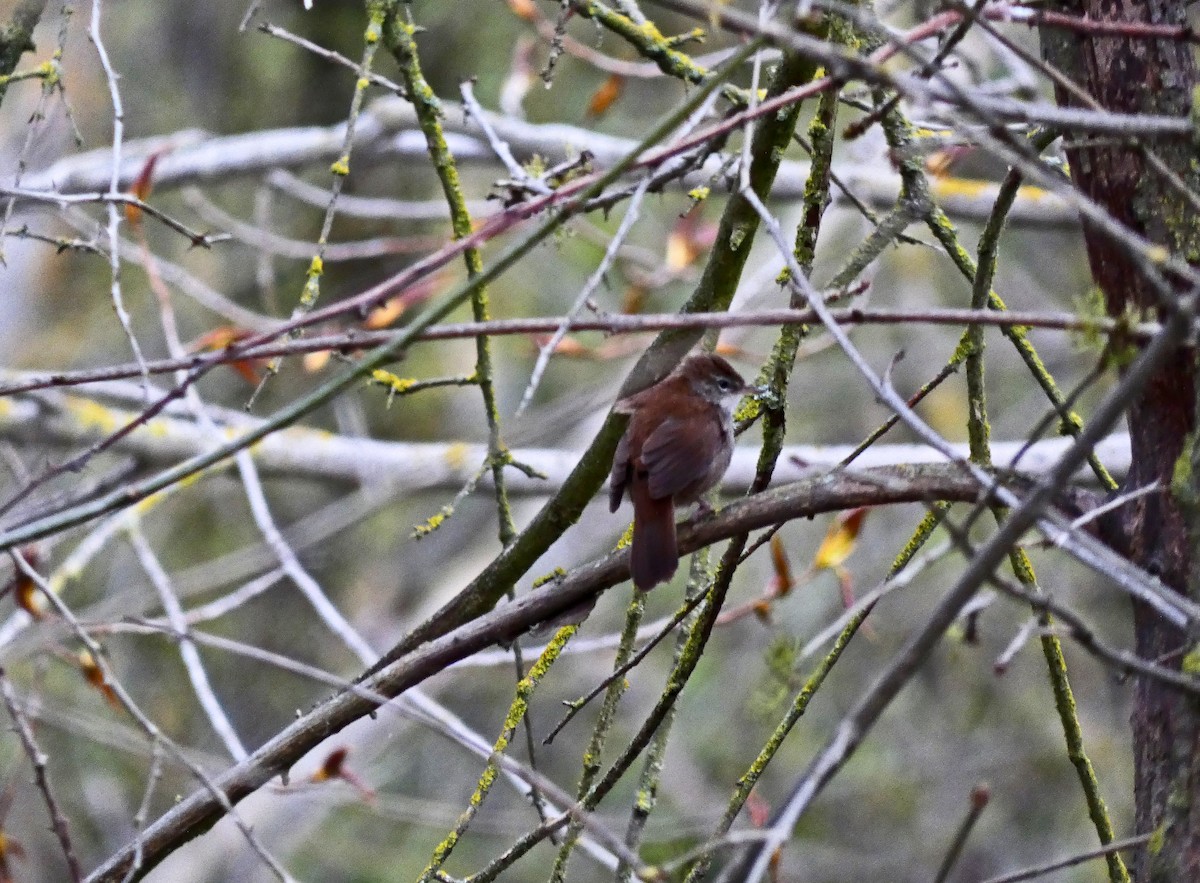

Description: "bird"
609 352 757 590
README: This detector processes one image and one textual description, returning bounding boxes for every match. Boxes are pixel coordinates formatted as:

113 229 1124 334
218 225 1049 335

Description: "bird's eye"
717 378 733 391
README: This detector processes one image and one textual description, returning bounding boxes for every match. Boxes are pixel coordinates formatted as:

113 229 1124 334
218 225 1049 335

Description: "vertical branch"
694 507 947 882
968 125 1127 883
379 0 550 839
254 6 385 399
419 626 577 881
549 592 645 881
88 0 149 391
0 668 83 882
1039 3 1200 878
615 555 708 881
381 3 518 547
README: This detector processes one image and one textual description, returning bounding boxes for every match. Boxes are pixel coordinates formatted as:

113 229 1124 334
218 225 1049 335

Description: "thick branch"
84 462 1009 883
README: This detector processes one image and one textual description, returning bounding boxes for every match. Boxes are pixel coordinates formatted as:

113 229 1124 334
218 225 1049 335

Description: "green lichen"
1169 431 1195 501
412 504 454 539
525 153 547 178
733 394 762 423
1181 644 1200 676
369 370 416 394
1148 823 1165 855
38 59 58 87
532 567 567 588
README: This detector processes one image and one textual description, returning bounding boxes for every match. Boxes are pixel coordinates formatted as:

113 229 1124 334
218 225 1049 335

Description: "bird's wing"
640 412 721 500
609 428 632 512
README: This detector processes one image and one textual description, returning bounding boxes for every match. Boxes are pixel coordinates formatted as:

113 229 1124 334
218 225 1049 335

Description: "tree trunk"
1039 2 1200 878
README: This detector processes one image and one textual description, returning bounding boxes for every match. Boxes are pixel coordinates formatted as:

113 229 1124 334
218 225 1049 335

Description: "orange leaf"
313 747 348 783
6 546 44 619
303 349 333 373
767 534 794 597
925 145 970 177
586 74 624 118
531 334 592 358
665 204 716 271
0 830 25 883
312 746 375 802
78 650 120 708
364 295 406 330
228 360 263 385
192 326 252 351
506 0 538 20
621 284 647 315
813 507 868 571
665 230 694 271
714 341 749 360
124 151 163 227
191 327 262 385
13 573 42 620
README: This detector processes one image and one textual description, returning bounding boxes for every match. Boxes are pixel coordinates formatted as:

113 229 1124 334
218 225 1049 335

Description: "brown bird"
609 352 757 590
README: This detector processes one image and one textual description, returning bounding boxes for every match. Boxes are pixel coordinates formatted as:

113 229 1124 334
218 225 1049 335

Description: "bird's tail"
630 485 678 590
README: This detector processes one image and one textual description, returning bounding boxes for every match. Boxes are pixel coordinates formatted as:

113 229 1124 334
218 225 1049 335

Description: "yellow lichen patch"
930 177 991 198
444 441 471 472
1182 644 1200 676
370 369 415 394
616 520 634 550
133 489 168 515
532 567 567 588
292 423 335 441
65 397 121 433
413 504 453 539
1146 244 1171 265
144 417 171 437
930 177 1053 206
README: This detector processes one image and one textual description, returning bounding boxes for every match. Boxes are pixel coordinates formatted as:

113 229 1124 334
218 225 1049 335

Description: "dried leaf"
665 204 717 271
767 534 794 597
586 74 624 118
925 145 971 177
530 334 591 358
746 788 771 828
621 284 647 314
312 747 349 783
191 326 251 350
191 326 261 385
6 547 43 619
303 349 333 373
506 0 538 20
124 151 163 227
78 650 120 708
364 295 406 330
813 507 868 571
312 746 375 802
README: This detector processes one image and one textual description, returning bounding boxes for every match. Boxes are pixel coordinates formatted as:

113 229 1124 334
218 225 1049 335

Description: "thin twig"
0 668 84 882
